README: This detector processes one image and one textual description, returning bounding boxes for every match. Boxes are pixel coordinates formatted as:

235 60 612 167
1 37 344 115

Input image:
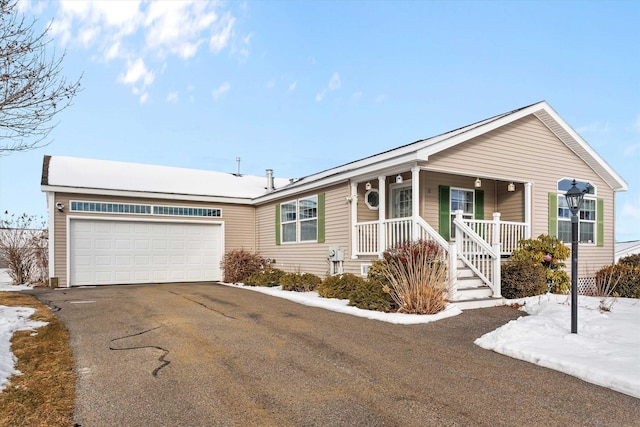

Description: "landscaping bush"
510 234 570 294
348 279 394 312
618 254 640 267
595 264 640 299
500 260 547 299
244 268 285 287
222 249 265 283
379 240 449 314
279 272 322 292
318 273 364 299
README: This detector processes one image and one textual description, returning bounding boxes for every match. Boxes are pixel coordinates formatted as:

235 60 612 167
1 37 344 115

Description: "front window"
281 196 318 243
557 179 597 244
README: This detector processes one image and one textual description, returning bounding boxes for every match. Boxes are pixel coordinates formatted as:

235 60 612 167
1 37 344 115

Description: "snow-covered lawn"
1 276 638 399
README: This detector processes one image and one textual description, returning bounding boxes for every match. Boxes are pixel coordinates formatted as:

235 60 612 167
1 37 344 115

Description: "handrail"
453 215 499 294
416 217 448 254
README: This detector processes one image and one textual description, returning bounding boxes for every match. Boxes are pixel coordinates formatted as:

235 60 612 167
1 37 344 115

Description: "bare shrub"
0 212 48 285
380 240 450 314
594 265 621 312
221 249 265 283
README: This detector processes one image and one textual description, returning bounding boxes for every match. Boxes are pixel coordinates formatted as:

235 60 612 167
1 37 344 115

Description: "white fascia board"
40 185 255 205
534 105 628 192
46 191 55 279
254 152 422 204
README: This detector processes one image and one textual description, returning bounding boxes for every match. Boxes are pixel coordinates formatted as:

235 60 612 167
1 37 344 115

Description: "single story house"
615 241 640 263
41 101 627 307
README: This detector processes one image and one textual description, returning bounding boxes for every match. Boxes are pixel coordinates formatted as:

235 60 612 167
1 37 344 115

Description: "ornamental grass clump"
380 240 449 314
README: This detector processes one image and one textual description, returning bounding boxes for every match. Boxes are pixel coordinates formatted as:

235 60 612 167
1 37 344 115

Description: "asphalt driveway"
31 283 639 426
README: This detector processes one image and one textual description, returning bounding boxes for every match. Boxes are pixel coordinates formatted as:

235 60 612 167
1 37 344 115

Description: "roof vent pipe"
266 169 274 192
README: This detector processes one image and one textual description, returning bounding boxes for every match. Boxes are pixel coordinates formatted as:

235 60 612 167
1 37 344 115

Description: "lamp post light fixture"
564 179 585 334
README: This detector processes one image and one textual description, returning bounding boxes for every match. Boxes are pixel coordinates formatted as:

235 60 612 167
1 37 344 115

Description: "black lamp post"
565 179 585 334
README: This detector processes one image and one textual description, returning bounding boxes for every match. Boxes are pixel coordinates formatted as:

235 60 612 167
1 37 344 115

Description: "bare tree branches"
0 211 48 285
0 0 81 155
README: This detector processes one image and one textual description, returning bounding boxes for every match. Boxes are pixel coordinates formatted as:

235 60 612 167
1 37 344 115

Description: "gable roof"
41 101 627 204
41 155 291 203
255 101 627 202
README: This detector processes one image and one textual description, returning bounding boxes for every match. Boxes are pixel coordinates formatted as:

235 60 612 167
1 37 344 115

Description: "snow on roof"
44 156 291 199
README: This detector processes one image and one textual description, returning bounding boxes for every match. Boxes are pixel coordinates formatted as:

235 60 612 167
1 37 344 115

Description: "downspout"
47 192 55 282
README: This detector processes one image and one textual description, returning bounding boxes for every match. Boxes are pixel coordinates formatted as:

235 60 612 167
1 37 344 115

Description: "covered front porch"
349 166 531 303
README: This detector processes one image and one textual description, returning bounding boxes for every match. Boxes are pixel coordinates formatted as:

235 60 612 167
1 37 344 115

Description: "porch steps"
448 264 504 310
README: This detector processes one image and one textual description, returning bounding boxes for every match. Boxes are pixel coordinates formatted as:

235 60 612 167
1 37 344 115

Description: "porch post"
492 212 502 297
350 182 358 259
524 182 532 239
378 175 386 258
411 166 420 239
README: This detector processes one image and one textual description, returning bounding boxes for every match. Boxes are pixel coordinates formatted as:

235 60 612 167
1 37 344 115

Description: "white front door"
390 185 412 218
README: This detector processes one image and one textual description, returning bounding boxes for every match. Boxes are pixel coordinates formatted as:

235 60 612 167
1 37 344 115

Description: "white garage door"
69 219 223 286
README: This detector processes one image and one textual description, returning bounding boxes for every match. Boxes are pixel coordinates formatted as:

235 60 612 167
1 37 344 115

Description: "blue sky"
1 0 638 241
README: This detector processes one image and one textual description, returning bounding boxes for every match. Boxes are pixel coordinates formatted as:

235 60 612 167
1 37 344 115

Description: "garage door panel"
70 219 222 286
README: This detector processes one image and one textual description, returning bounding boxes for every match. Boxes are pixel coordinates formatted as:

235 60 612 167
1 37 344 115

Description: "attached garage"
69 218 223 286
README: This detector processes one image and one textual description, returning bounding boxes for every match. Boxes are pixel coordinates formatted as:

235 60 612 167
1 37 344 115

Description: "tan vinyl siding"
256 183 352 277
425 114 615 276
420 172 497 226
497 185 524 222
51 193 254 286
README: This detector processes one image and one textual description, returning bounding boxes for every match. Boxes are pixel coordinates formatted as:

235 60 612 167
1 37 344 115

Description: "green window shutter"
474 189 484 220
596 198 604 247
317 193 325 243
438 186 450 241
548 193 558 237
275 204 281 245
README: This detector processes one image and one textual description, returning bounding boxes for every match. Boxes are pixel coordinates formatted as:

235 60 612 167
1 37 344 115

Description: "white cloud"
212 82 231 100
139 92 149 104
288 81 297 92
46 0 241 102
118 58 154 86
576 121 611 134
328 72 341 90
209 13 235 53
316 72 341 102
167 92 179 103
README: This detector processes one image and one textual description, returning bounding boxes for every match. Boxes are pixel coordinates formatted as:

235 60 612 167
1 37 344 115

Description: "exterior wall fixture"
475 178 482 188
564 179 585 334
508 182 516 192
365 181 372 191
395 174 403 184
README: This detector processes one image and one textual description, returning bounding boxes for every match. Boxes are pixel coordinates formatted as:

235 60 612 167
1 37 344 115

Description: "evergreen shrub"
318 273 364 299
619 254 640 267
280 272 322 292
347 260 395 312
510 234 570 294
244 268 285 287
501 260 547 299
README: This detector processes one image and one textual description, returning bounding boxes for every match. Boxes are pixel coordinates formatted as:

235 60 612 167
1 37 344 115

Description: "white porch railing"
461 216 528 255
453 211 500 296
